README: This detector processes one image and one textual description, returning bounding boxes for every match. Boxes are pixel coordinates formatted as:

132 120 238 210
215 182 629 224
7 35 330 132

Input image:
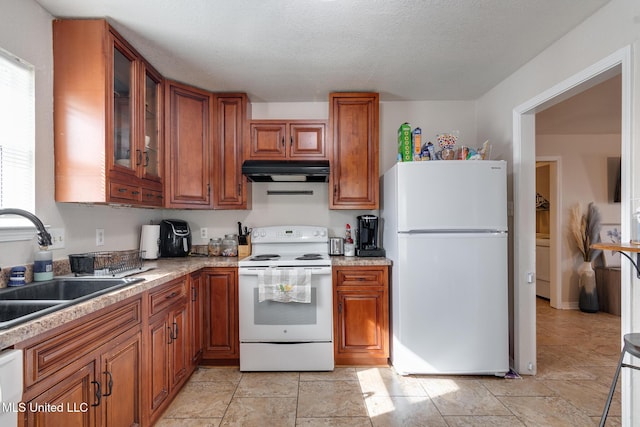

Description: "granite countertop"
330 256 392 266
0 255 391 350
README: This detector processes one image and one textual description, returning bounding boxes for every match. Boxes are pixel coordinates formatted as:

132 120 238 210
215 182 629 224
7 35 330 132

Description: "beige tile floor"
157 298 622 426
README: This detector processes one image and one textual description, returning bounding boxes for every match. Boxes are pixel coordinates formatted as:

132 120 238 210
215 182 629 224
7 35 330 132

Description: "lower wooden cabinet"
19 297 143 427
333 266 389 365
25 360 98 427
146 277 190 425
201 268 239 363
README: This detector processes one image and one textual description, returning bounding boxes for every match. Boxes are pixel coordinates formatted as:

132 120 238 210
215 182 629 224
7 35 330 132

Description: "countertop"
0 255 391 350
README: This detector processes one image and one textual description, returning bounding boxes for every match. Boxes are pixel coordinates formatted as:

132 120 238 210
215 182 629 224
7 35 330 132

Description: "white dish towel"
258 268 312 303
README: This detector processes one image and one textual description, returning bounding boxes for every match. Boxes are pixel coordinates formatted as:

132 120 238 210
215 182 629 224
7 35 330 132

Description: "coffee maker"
356 215 385 257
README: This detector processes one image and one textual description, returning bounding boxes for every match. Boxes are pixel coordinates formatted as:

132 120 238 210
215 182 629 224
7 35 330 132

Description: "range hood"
242 160 330 182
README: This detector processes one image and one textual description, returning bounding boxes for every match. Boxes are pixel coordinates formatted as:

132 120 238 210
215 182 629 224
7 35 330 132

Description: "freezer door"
395 161 507 231
391 232 508 375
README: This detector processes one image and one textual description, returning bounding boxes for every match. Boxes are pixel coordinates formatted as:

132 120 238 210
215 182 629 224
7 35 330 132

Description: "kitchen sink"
0 277 145 329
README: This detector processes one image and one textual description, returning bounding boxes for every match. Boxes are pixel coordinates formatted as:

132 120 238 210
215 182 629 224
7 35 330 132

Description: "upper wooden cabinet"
329 93 379 209
247 120 327 160
164 80 214 209
53 19 164 206
213 94 251 209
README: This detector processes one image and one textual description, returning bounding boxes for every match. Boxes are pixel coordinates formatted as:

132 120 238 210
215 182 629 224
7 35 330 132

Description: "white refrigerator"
381 160 509 375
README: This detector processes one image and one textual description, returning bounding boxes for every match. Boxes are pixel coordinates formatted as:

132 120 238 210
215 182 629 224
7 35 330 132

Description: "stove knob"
260 231 266 237
252 230 259 239
313 230 319 236
320 230 327 236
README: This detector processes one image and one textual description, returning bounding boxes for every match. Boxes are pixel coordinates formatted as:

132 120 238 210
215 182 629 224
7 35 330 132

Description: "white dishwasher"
0 349 23 427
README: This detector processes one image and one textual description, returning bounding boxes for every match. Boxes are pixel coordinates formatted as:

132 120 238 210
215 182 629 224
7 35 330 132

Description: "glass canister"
222 234 238 257
208 238 222 256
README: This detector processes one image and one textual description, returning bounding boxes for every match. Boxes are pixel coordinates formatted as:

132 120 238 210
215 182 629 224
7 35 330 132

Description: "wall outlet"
48 228 65 249
96 228 105 246
200 227 208 239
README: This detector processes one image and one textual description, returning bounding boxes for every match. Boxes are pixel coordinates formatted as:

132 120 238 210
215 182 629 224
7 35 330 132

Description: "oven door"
239 266 333 342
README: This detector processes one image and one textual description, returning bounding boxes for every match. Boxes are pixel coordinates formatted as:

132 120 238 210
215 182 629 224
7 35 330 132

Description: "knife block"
238 235 251 258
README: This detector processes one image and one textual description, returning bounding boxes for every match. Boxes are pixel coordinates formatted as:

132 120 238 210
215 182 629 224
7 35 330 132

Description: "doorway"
513 45 631 416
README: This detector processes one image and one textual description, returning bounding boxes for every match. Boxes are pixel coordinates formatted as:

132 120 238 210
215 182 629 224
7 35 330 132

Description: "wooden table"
592 242 640 277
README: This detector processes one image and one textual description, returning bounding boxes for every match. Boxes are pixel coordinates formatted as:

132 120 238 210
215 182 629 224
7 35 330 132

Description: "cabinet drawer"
335 268 385 287
22 297 141 387
149 278 187 315
142 187 164 206
109 181 142 203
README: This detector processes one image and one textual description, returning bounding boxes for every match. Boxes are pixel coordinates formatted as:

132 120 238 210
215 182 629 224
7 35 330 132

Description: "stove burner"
295 253 323 260
249 254 281 261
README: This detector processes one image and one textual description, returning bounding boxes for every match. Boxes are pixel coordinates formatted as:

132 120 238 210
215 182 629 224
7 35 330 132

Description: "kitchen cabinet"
202 268 239 363
329 92 379 209
213 94 252 209
333 266 389 365
53 19 164 206
146 277 190 424
18 296 143 427
247 120 327 160
164 80 214 208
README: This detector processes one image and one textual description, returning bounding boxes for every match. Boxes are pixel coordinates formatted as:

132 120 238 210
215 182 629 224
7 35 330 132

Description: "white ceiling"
34 0 611 102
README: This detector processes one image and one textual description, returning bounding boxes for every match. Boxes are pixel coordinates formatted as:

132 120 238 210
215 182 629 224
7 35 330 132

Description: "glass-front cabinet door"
112 42 136 174
143 67 162 181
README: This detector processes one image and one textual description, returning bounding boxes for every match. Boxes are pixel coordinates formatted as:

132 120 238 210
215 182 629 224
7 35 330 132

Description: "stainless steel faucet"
0 208 52 247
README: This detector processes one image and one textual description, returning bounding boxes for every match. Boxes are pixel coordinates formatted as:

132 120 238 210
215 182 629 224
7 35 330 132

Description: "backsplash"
0 259 71 288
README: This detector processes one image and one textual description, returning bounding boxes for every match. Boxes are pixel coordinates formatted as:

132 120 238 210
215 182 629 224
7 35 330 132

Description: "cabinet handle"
290 136 293 147
103 371 113 397
117 188 127 193
333 185 337 195
131 191 140 195
281 136 285 147
91 380 102 407
167 326 173 344
173 321 179 340
338 303 342 314
136 149 142 166
191 286 197 302
165 291 178 299
144 151 149 167
237 184 241 196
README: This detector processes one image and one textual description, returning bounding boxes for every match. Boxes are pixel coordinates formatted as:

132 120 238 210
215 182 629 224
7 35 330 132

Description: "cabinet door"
170 303 189 390
165 80 213 208
148 316 170 413
100 331 142 427
289 121 327 159
25 361 98 427
247 122 287 159
110 38 137 178
213 94 250 209
203 268 239 361
189 272 205 366
141 63 163 184
329 93 379 209
335 290 386 355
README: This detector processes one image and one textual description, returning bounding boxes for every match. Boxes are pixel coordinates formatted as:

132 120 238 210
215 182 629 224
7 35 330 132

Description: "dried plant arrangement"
570 202 602 262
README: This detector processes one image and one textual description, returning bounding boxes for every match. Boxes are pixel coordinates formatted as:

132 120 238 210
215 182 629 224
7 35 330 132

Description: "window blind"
0 48 35 226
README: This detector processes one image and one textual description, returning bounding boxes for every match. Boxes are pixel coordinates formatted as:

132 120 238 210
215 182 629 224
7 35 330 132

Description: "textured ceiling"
35 0 610 102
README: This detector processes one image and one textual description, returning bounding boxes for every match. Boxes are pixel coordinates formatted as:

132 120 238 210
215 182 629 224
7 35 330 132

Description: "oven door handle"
238 266 332 276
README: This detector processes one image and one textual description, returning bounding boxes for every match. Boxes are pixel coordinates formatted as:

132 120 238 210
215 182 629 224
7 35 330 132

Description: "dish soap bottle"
34 247 54 281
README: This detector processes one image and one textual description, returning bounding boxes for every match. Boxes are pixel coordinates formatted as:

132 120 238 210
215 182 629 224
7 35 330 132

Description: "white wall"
537 134 621 305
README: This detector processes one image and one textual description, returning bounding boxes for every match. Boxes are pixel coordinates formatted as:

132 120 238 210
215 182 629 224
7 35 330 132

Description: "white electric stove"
238 225 334 371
